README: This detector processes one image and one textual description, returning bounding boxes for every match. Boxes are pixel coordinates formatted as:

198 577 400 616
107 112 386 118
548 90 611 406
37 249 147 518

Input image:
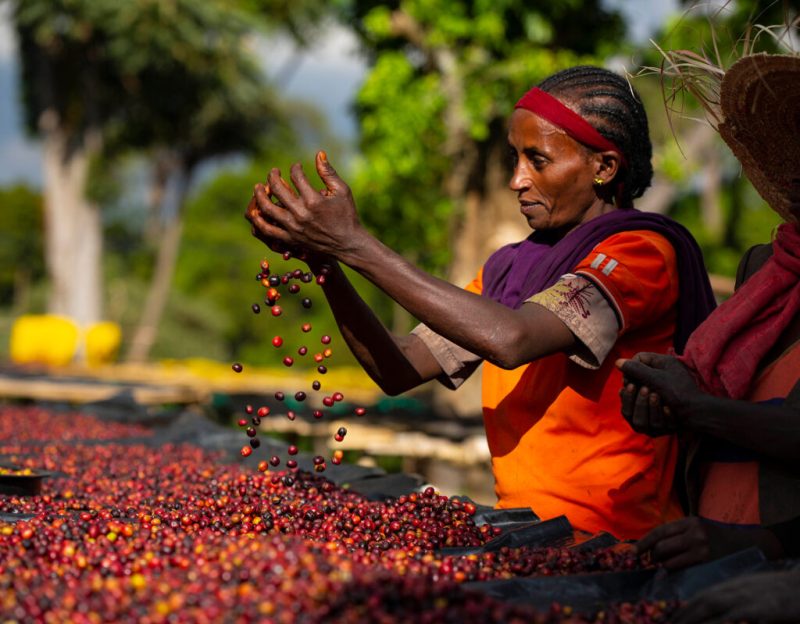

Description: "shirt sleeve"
409 269 484 390
411 324 483 390
573 230 679 336
526 274 619 369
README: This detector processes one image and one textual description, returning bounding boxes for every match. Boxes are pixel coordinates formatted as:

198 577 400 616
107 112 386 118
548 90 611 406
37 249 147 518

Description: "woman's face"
507 108 611 234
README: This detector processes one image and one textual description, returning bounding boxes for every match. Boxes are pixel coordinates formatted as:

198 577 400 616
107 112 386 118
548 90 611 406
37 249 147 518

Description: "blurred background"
0 0 796 425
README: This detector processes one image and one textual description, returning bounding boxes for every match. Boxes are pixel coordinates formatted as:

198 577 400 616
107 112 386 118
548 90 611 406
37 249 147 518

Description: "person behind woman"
246 66 716 539
618 52 800 568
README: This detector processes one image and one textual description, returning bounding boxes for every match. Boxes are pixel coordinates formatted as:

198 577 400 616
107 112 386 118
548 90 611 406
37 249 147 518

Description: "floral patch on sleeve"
526 274 619 369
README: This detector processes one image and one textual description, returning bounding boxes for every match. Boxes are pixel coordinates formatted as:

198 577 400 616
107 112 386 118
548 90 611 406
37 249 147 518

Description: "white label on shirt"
590 253 607 269
602 259 619 275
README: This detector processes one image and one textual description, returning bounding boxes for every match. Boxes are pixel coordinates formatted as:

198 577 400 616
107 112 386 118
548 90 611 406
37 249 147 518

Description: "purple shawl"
481 209 716 354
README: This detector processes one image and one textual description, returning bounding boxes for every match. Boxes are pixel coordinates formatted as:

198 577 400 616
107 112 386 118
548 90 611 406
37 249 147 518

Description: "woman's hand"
247 151 366 261
674 570 800 624
616 352 703 436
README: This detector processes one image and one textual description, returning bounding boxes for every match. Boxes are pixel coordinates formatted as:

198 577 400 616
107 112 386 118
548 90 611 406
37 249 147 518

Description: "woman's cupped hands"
245 151 365 262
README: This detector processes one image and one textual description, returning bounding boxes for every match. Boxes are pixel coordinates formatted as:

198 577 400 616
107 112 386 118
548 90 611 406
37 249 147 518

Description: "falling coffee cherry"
298 346 308 356
333 392 344 402
240 446 252 457
301 298 312 309
251 303 261 314
321 335 331 345
232 363 243 373
294 392 306 402
269 456 280 467
257 407 270 418
312 410 323 419
287 445 298 455
354 407 366 417
312 380 321 391
301 323 312 333
249 438 261 449
286 459 298 469
283 356 294 367
257 461 268 472
322 397 334 407
287 410 296 421
288 284 300 294
237 419 247 427
271 305 282 317
272 336 283 348
246 426 257 438
274 391 285 401
317 365 328 375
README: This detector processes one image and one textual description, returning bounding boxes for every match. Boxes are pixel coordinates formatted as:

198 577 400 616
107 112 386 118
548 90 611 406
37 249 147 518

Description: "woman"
618 53 800 568
246 66 715 539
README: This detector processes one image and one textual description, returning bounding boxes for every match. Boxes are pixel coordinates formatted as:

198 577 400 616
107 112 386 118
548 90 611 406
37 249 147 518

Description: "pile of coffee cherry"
0 405 681 622
231 255 367 472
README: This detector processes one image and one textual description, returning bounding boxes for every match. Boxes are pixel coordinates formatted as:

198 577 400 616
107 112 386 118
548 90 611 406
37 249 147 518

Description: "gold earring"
593 177 604 186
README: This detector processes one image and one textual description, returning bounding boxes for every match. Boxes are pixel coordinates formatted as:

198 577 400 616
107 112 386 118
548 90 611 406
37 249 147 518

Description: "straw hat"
718 53 800 222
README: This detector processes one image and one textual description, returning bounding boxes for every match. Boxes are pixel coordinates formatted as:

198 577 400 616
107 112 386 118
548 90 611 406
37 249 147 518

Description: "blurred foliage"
0 184 44 308
333 0 628 276
11 0 261 142
239 0 330 45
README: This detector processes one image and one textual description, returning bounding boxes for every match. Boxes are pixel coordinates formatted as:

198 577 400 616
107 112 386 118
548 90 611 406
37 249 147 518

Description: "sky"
0 1 679 188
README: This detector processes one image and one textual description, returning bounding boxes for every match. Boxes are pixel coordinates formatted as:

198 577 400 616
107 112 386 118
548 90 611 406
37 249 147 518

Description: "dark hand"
245 193 284 252
636 517 717 570
636 517 775 572
248 151 365 260
616 352 701 435
674 570 800 624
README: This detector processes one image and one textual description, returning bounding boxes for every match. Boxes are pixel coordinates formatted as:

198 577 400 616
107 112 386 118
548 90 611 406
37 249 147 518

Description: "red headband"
515 87 627 169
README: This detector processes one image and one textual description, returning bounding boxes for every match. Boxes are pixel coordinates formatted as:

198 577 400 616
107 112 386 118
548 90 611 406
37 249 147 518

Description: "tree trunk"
125 163 192 363
40 111 104 336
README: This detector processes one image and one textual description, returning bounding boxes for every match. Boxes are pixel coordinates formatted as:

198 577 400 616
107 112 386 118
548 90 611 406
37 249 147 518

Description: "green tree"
5 0 273 342
0 184 44 313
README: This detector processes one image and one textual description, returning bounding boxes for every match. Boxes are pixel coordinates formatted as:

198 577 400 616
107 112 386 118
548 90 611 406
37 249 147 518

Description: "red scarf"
678 222 800 399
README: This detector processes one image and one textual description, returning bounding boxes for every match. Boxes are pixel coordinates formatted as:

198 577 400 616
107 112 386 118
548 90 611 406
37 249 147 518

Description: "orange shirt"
698 339 800 526
468 231 682 539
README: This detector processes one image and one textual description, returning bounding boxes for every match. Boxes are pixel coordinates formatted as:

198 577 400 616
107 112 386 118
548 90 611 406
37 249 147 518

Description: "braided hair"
538 66 653 208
